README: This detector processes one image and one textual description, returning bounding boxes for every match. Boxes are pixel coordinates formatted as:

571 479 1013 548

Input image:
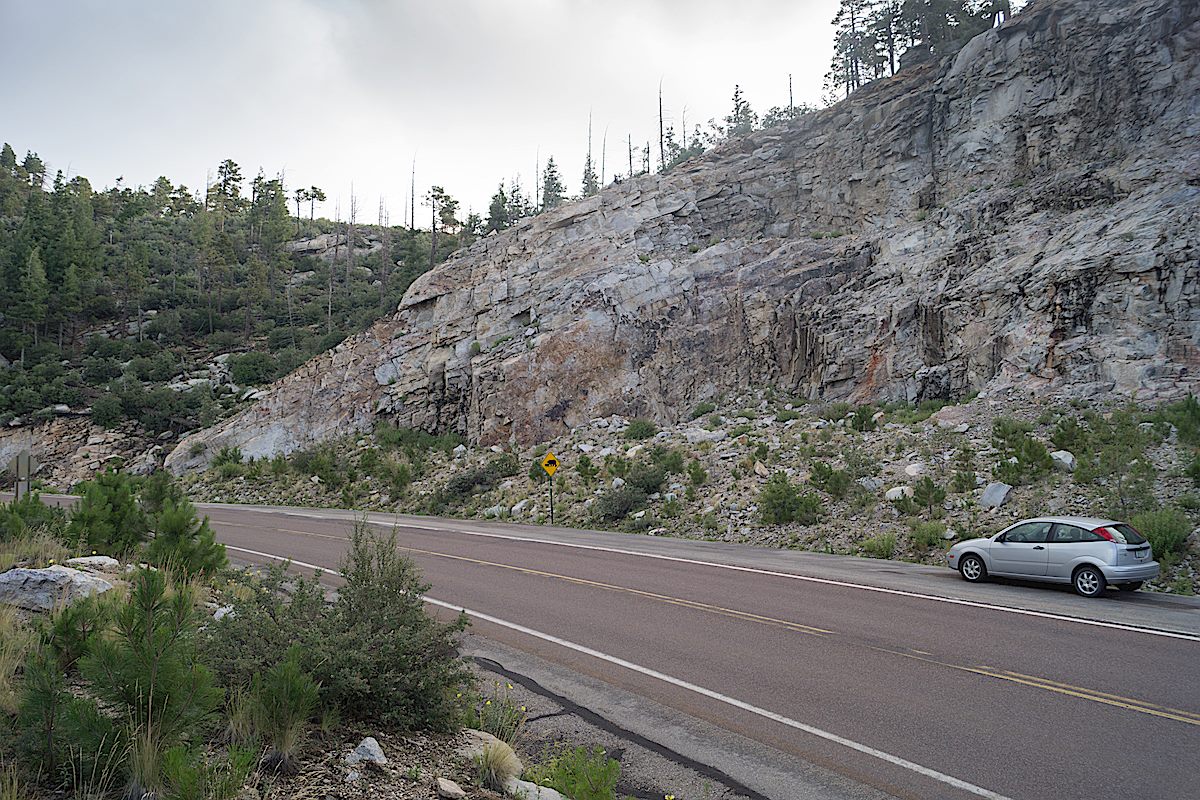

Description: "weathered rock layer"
167 0 1200 471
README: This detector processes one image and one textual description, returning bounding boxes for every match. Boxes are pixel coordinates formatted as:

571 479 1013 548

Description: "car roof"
1011 516 1121 530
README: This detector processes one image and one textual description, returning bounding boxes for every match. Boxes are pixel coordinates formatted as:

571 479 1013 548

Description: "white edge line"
222 542 1013 800
232 506 1199 643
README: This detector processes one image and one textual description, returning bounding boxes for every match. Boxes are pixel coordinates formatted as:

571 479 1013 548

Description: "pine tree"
486 183 510 232
724 86 758 137
581 154 599 196
540 158 565 210
14 246 48 351
0 142 15 173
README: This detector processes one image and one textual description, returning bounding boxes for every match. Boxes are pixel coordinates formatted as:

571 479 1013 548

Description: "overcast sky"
2 0 841 222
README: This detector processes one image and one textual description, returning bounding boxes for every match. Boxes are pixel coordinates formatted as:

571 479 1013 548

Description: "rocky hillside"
167 0 1200 472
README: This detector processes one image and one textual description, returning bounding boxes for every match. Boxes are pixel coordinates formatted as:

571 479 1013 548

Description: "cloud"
0 0 839 216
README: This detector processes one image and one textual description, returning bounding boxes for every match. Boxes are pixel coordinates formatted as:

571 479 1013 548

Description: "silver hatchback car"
946 516 1160 597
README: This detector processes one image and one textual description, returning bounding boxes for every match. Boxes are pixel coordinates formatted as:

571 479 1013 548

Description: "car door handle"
1033 545 1045 550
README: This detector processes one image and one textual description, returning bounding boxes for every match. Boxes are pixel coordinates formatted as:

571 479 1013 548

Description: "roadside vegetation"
0 473 640 798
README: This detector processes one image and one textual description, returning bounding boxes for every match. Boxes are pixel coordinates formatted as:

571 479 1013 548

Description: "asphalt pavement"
25 496 1200 799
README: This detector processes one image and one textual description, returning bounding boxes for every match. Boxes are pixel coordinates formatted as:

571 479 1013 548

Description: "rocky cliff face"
166 0 1200 472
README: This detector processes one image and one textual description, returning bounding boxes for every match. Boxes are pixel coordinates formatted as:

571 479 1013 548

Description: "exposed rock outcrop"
167 0 1200 471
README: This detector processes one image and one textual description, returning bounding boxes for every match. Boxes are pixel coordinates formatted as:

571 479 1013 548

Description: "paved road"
29 497 1200 799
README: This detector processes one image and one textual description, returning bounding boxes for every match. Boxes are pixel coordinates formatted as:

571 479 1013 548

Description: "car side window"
1005 522 1052 543
1052 524 1083 543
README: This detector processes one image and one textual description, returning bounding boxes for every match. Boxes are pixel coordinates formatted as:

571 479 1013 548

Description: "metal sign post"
6 449 36 502
541 452 559 525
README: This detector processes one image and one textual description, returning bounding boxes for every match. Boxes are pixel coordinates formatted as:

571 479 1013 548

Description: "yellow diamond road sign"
541 452 559 477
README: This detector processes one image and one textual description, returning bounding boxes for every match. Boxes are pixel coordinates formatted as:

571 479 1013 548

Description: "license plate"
1135 550 1146 559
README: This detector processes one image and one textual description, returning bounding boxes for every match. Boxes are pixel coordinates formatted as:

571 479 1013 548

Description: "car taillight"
1094 527 1115 541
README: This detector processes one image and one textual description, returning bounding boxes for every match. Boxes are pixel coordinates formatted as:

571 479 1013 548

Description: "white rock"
611 477 626 489
310 475 321 484
344 736 387 766
626 444 645 458
345 771 360 783
453 444 468 458
980 482 1013 509
484 504 505 518
684 428 727 444
904 463 925 477
436 777 467 799
577 442 595 453
1051 450 1076 472
213 605 235 621
753 461 770 478
504 777 570 800
0 566 114 612
511 499 531 515
885 486 913 501
64 555 120 573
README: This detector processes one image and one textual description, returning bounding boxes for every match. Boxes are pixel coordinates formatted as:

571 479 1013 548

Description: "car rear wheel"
959 554 986 583
1073 566 1106 597
1119 581 1144 592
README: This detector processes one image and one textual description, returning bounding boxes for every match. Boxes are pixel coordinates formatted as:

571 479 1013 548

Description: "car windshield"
1106 524 1148 545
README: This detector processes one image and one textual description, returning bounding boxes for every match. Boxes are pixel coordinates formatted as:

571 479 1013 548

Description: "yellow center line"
872 647 1200 727
213 519 832 636
397 544 833 636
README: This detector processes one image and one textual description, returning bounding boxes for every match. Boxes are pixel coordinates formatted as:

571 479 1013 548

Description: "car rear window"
1106 524 1148 545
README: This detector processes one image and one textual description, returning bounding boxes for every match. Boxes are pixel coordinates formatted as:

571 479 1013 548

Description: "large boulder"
0 565 114 612
980 482 1013 510
1051 450 1077 473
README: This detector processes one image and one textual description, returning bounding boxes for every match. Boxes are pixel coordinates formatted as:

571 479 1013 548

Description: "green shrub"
574 455 599 485
820 402 853 422
623 418 657 440
1154 394 1200 445
850 406 876 432
77 569 222 799
911 521 946 549
592 487 648 522
138 470 186 517
144 499 227 578
951 470 976 494
211 446 243 467
254 648 320 774
91 393 124 429
810 462 851 499
159 745 256 800
650 446 685 474
689 401 716 420
912 477 946 516
1130 509 1192 557
687 459 708 486
15 640 69 776
760 473 824 525
624 463 665 494
442 457 519 506
1187 454 1200 488
290 445 344 488
374 423 463 456
46 593 112 671
204 524 470 733
229 352 277 386
67 470 149 555
775 408 801 422
604 455 628 478
0 492 67 543
862 533 897 559
992 418 1053 486
526 745 621 800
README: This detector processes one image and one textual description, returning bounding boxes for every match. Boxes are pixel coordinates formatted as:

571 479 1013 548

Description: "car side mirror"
995 533 1007 543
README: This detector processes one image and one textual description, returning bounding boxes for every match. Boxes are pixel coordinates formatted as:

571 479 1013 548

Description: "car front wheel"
1073 566 1107 598
959 554 987 583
